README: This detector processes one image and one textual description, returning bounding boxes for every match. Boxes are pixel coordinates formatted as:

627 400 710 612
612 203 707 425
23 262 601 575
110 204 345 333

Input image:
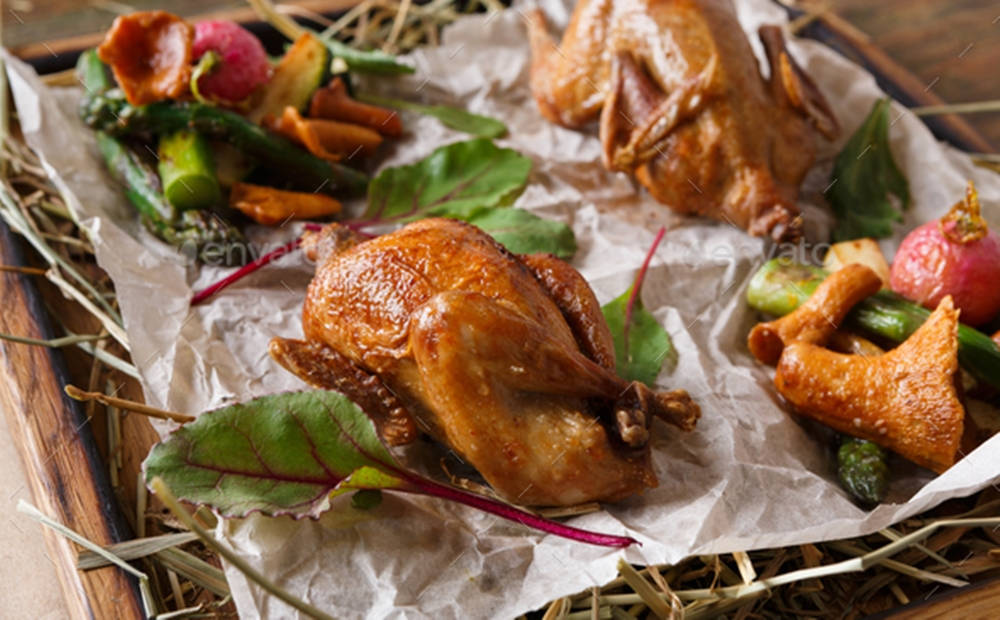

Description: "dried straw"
1 1 998 618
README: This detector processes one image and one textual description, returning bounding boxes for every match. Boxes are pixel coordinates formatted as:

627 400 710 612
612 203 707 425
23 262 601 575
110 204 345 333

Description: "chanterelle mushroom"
748 263 883 365
97 11 193 106
270 219 699 506
775 296 964 474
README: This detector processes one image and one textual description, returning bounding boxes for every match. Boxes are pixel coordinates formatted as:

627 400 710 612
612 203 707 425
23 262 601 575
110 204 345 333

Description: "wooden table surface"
0 1 998 619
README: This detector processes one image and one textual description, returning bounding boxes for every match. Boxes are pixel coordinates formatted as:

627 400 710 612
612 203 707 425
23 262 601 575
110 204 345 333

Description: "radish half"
890 182 1000 326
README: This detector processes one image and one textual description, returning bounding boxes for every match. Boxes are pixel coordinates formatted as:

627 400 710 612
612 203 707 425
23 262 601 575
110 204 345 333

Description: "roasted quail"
270 219 700 506
527 0 838 241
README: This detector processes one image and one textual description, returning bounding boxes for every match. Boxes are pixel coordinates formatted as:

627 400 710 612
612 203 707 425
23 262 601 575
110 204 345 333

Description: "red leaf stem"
191 237 302 305
623 226 666 352
395 472 638 548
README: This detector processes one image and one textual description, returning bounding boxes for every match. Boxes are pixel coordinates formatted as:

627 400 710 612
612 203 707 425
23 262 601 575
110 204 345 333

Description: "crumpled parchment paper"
6 0 1000 616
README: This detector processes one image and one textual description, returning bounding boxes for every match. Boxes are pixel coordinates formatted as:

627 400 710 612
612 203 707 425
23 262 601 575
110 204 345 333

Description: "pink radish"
890 182 1000 326
192 20 271 103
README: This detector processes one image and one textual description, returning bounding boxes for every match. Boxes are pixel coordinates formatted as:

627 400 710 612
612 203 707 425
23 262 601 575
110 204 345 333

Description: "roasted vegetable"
79 49 244 264
269 106 382 161
837 437 889 506
95 132 245 265
309 78 402 137
247 32 330 124
891 182 1000 326
747 258 1000 391
357 92 505 139
776 296 964 474
748 263 882 365
322 37 413 75
95 132 174 237
229 182 341 226
81 91 368 195
823 238 890 288
192 20 271 103
157 129 222 210
96 11 193 105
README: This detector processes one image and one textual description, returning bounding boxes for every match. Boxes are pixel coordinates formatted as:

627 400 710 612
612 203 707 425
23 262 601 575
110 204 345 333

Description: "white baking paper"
6 0 1000 616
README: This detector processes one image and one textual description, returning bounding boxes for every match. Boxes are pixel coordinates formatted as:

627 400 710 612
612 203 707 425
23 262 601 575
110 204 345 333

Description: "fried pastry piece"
270 218 700 506
527 0 838 241
748 263 882 365
97 11 193 105
775 296 964 473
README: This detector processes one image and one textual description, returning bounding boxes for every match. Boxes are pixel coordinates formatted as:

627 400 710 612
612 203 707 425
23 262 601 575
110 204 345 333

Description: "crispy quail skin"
527 0 838 241
270 219 699 506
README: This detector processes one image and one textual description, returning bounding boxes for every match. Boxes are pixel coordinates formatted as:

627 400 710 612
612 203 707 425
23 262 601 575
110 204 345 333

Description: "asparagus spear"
747 258 1000 390
157 129 222 210
837 437 889 506
81 94 368 196
95 131 246 265
95 132 173 236
78 50 246 265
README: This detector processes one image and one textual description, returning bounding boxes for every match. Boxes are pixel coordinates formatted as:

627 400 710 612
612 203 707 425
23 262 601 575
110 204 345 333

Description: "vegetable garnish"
601 227 674 384
890 181 1000 326
190 236 304 306
81 95 368 195
747 259 1000 391
191 20 271 103
188 50 219 105
364 138 530 221
191 139 576 304
357 93 507 138
463 207 577 258
837 437 889 506
826 98 910 242
361 139 576 255
144 390 638 548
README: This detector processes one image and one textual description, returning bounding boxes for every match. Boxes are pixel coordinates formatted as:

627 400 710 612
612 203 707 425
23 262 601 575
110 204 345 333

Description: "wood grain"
872 577 1000 619
0 220 144 619
789 3 997 154
828 0 1000 152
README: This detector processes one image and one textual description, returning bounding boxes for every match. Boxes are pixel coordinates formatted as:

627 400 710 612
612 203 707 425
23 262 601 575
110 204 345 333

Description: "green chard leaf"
465 208 577 258
358 93 507 138
826 98 911 241
600 228 673 385
143 390 636 547
363 139 575 256
144 391 406 519
602 288 673 385
365 138 531 221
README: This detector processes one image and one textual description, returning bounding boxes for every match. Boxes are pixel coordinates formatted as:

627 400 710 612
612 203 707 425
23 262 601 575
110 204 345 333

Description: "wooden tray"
1 3 997 618
0 217 145 618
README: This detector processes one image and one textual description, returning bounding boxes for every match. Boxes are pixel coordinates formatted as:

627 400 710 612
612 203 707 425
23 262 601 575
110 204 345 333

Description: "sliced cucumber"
247 33 330 124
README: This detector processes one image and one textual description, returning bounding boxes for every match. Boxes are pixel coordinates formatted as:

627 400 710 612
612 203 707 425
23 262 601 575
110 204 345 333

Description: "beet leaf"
827 98 910 242
363 138 531 221
143 390 636 547
601 227 672 384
